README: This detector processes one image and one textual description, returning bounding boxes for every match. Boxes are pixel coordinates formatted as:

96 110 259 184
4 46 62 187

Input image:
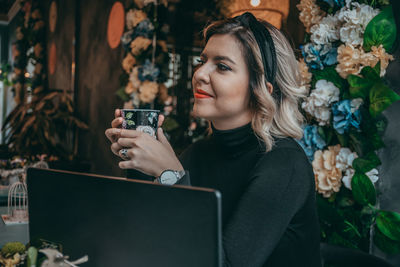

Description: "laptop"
27 168 222 267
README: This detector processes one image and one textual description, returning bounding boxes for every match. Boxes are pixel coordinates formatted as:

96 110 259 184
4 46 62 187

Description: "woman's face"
192 34 252 130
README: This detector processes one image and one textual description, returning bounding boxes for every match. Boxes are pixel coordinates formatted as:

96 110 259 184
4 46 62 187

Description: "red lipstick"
194 89 213 99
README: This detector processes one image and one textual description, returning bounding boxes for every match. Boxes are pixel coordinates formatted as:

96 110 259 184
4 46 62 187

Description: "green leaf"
336 132 348 147
162 116 180 132
361 66 380 82
352 151 381 173
369 132 385 150
363 6 397 52
329 232 359 249
116 86 130 102
338 196 354 208
374 226 400 254
376 210 400 241
347 74 372 99
369 81 400 118
27 246 38 267
373 61 381 76
316 195 344 224
317 126 333 145
311 66 347 91
375 116 388 134
351 172 376 205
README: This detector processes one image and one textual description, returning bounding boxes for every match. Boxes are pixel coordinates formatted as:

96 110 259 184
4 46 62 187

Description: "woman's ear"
266 82 273 94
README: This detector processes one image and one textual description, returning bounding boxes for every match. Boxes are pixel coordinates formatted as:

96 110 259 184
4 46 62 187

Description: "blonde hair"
203 18 307 152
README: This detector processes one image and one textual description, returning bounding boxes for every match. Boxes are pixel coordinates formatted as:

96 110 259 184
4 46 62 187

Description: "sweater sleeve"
221 148 314 267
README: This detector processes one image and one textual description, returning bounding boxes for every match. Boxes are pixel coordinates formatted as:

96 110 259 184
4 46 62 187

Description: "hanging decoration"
116 0 171 110
107 2 125 49
49 1 57 33
217 0 289 29
11 1 30 105
297 0 400 254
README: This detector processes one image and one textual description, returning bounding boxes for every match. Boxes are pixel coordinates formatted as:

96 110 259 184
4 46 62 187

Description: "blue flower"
322 46 338 66
321 0 345 9
133 19 154 39
121 30 134 51
301 43 338 70
297 125 326 161
332 99 363 134
138 59 160 82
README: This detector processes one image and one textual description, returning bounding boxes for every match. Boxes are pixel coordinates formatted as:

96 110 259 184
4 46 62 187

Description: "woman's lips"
194 89 213 99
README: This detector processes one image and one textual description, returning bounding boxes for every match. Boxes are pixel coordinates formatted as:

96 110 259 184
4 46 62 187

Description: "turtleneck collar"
210 122 262 157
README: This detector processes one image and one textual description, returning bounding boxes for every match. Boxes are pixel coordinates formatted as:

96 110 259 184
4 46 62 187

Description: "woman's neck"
210 112 253 130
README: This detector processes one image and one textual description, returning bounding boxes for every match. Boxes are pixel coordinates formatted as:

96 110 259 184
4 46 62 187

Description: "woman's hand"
105 109 183 177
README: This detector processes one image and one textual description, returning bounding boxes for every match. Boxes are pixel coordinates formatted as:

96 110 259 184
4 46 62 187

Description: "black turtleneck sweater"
178 123 322 267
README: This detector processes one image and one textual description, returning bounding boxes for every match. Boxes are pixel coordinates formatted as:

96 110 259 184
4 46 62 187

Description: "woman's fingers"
117 137 138 148
111 117 124 128
158 114 165 128
111 142 123 156
105 128 122 143
115 109 121 119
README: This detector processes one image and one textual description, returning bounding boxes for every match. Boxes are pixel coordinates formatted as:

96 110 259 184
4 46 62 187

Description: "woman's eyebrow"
214 55 236 65
200 53 236 65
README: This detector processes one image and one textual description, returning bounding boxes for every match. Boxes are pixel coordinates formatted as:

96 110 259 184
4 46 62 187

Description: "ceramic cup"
121 109 160 139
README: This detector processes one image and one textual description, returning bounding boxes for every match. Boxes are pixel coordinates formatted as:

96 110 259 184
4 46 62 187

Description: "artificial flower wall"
297 0 400 254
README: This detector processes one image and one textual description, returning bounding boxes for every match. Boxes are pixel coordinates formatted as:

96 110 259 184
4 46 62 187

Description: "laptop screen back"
27 168 222 267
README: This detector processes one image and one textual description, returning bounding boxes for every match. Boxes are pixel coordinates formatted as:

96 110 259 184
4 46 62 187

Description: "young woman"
105 12 322 267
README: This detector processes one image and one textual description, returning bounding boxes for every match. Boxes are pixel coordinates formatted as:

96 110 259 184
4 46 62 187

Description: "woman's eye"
196 58 205 65
217 63 231 71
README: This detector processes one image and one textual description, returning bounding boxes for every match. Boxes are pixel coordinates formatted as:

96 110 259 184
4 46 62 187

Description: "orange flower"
130 36 152 56
125 82 137 95
336 44 364 79
34 43 43 58
297 0 325 33
157 40 168 53
158 83 169 102
298 58 312 90
362 45 394 77
129 67 141 89
122 53 136 74
312 145 342 198
139 81 158 103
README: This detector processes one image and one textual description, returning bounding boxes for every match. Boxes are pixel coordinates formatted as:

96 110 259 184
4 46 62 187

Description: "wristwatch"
156 169 186 185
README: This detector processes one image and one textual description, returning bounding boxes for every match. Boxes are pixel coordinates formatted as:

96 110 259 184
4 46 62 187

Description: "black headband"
234 12 278 89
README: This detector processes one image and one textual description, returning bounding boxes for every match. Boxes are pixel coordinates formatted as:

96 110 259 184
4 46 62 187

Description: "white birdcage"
1 160 48 225
1 178 29 225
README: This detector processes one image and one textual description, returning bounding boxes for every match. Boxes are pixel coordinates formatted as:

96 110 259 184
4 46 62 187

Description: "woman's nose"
193 64 210 84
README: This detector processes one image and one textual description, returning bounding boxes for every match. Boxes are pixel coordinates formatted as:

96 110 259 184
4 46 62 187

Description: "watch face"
160 171 178 185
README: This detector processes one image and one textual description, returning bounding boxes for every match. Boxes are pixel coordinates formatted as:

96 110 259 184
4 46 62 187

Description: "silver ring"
120 149 130 160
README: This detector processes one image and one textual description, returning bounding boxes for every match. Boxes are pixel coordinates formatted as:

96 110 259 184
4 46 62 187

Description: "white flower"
302 80 340 125
336 147 358 171
310 14 340 45
340 24 363 46
366 168 379 184
337 3 379 46
358 3 380 29
342 168 354 189
351 98 363 112
315 80 341 104
342 168 379 190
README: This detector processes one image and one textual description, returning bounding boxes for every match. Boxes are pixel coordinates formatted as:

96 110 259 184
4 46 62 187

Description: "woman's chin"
193 105 213 120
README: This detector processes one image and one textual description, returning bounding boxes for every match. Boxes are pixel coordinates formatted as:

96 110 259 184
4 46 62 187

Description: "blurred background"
0 0 400 265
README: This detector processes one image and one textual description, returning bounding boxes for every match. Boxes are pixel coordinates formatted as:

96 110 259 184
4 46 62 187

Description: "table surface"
0 206 29 247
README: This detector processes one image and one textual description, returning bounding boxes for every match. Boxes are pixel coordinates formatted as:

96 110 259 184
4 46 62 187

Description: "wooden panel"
75 0 127 176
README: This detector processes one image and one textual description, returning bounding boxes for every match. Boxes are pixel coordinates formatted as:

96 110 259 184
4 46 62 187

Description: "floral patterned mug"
121 109 160 138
